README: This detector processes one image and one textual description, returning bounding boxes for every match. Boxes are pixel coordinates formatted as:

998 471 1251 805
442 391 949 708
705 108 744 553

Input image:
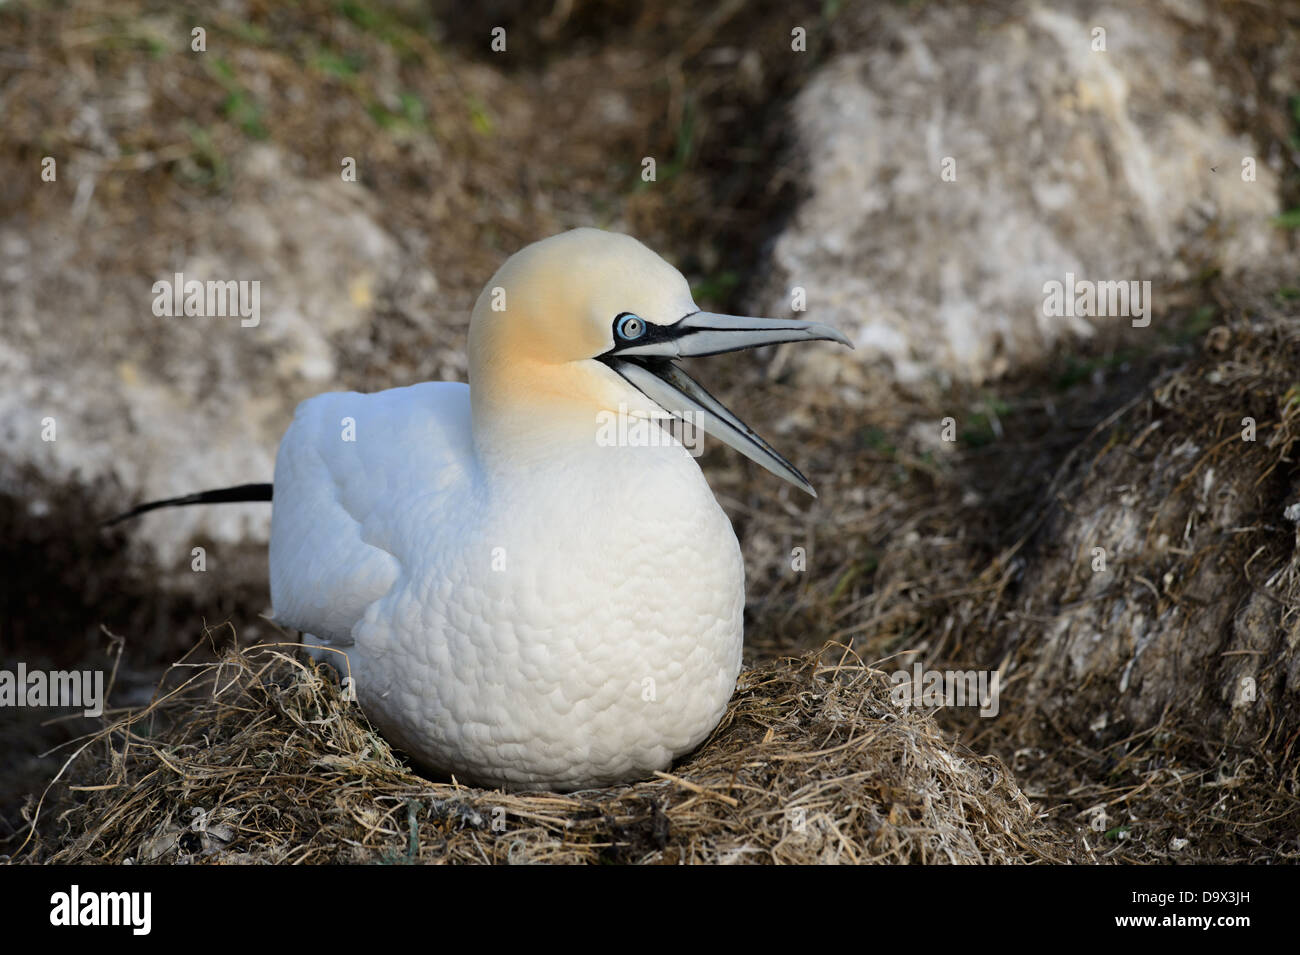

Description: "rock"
1 144 441 566
760 0 1291 389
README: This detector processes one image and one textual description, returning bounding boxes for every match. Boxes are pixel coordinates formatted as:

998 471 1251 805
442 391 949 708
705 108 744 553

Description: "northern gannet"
111 228 850 791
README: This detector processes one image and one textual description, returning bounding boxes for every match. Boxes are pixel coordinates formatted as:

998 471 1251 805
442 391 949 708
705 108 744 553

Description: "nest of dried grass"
20 641 1081 864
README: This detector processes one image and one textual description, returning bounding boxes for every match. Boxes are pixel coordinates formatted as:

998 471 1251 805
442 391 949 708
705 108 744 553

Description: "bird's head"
468 228 851 495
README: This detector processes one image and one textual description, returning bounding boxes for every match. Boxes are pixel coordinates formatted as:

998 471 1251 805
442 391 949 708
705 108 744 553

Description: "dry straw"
24 641 1080 864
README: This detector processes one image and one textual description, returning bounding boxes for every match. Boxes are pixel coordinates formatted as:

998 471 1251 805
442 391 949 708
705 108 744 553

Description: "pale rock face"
0 144 440 563
761 1 1288 390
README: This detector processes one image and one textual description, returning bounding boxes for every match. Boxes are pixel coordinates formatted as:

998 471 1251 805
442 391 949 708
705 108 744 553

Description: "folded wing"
268 381 474 645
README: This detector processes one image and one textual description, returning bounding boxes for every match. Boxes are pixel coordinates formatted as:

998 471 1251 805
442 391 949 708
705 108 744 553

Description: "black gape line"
102 482 273 527
609 309 696 351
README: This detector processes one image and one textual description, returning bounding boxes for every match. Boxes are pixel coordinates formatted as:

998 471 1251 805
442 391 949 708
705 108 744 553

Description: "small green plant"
176 121 229 190
310 49 366 78
367 91 428 134
859 427 896 457
378 799 422 864
208 58 268 139
690 271 740 307
1274 208 1300 229
466 93 492 135
961 395 1009 447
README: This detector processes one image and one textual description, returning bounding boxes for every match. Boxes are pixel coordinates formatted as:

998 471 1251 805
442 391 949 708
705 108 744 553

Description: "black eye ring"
614 313 646 341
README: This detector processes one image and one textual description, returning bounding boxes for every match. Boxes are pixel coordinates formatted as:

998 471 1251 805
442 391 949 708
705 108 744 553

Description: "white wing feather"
268 381 474 645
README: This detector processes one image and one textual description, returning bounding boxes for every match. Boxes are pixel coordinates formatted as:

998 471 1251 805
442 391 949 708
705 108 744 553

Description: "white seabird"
112 228 850 791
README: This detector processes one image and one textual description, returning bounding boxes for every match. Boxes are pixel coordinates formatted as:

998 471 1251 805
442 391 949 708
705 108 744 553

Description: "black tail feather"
102 483 273 527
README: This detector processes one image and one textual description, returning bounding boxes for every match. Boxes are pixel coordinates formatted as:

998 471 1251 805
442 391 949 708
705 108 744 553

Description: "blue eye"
615 313 646 341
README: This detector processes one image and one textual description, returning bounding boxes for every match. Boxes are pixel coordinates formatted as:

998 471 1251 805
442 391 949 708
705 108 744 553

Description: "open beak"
598 311 853 496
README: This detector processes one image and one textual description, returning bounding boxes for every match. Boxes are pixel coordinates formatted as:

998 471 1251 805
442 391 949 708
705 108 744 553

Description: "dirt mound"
941 299 1300 861
1003 311 1300 744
